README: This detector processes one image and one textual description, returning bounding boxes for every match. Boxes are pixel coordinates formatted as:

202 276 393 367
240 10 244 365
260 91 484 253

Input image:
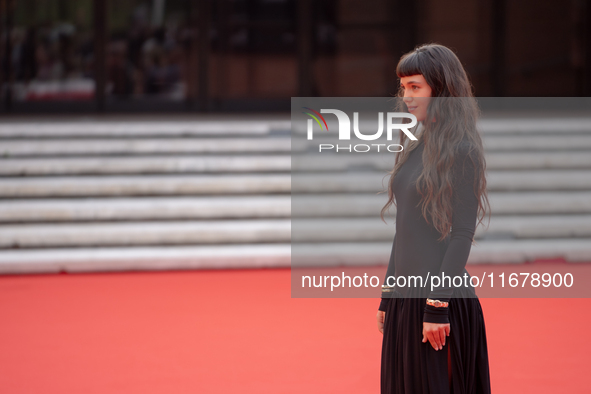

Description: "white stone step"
0 155 290 175
488 192 591 214
477 118 591 134
0 175 291 197
485 152 591 169
2 148 588 177
291 117 591 136
481 134 591 150
8 133 570 156
468 238 591 263
486 170 591 191
0 238 588 274
0 196 291 222
0 138 291 156
0 170 586 198
0 219 291 248
298 134 591 152
292 152 591 172
291 238 591 270
479 215 591 238
293 192 591 217
2 116 589 140
291 239 591 267
0 120 291 137
0 243 292 274
0 202 591 242
6 191 588 223
291 215 591 242
292 170 591 192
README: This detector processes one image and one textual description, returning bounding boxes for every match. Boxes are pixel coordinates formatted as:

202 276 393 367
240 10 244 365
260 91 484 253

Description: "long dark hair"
381 43 490 241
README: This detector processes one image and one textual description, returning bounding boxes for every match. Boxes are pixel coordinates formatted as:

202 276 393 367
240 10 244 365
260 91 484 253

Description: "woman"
376 43 492 393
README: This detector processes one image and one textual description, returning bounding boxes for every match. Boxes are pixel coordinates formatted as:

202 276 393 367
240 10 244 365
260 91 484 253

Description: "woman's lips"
407 106 418 112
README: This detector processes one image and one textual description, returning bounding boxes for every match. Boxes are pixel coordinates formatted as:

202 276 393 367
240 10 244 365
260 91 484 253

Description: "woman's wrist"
423 302 450 324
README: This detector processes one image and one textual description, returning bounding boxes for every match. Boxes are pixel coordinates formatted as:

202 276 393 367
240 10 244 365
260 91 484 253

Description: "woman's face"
400 74 432 122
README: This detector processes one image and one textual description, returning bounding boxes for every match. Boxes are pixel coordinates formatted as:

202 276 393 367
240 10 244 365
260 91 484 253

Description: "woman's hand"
422 322 450 350
377 311 385 334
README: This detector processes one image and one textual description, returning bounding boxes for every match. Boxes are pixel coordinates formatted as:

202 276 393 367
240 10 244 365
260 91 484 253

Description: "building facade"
1 0 590 113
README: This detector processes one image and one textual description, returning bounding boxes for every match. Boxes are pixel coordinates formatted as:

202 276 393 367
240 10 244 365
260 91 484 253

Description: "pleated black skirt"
381 287 492 394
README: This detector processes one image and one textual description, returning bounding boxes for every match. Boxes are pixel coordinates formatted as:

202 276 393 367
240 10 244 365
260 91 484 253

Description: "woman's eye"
412 86 419 90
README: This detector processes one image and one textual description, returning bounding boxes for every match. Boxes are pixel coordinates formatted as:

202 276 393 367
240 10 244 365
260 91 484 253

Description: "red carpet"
0 266 588 393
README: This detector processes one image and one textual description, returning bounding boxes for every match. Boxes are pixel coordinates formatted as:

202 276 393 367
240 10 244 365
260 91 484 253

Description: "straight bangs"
396 52 424 78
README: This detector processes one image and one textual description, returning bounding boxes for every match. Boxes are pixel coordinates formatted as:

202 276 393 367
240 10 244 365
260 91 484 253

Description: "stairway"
0 115 590 274
0 116 292 273
290 116 591 266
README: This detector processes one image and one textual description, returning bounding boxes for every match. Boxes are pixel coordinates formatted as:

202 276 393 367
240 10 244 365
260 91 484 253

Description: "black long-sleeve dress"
379 137 492 394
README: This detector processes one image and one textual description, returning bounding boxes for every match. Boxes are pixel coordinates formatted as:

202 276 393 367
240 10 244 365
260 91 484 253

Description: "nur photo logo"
302 107 418 153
